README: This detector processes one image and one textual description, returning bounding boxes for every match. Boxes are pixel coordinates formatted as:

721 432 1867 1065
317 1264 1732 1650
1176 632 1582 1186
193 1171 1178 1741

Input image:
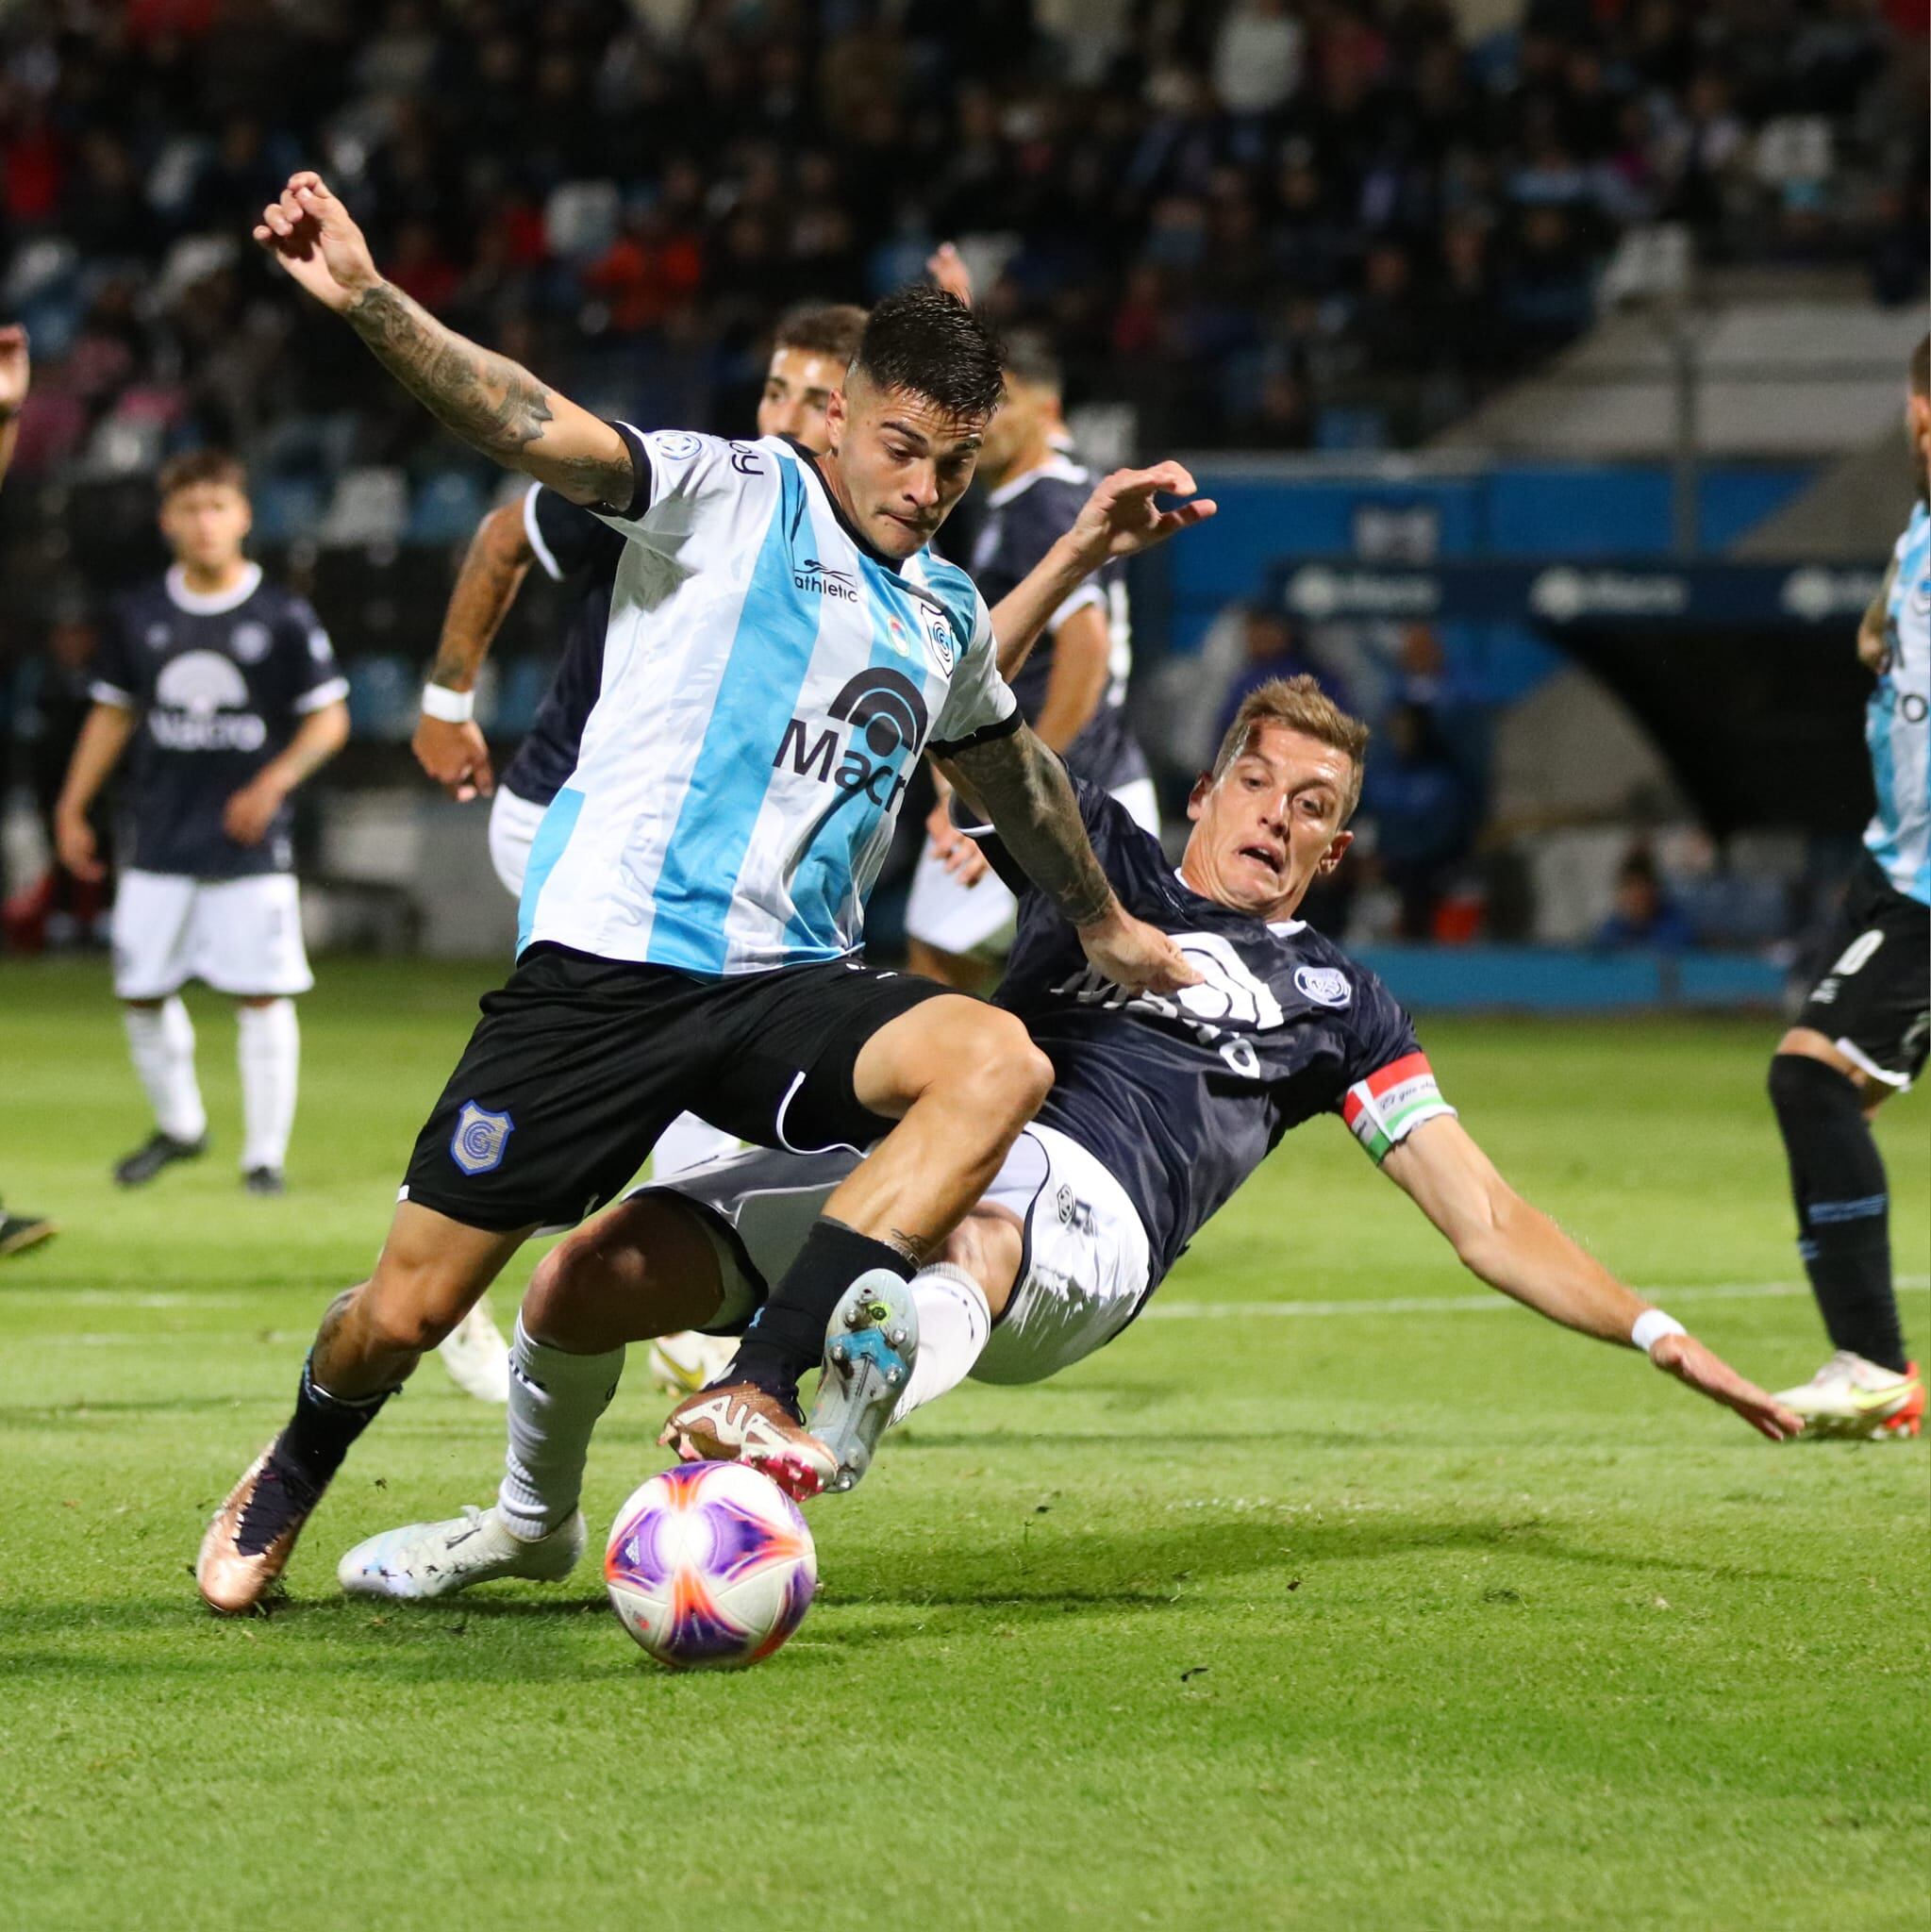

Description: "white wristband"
1632 1309 1686 1356
420 683 475 724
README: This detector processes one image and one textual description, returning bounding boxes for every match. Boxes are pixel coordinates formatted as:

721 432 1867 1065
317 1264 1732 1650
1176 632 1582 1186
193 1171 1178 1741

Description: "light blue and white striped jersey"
519 426 1020 974
1865 500 1931 906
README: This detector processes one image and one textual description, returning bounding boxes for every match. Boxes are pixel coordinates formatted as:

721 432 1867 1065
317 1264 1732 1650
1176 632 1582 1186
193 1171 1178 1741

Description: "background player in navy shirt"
54 452 350 1194
341 676 1800 1601
908 335 1160 994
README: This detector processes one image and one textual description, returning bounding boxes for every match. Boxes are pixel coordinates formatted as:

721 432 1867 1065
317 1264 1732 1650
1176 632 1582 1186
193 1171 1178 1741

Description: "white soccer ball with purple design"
605 1461 817 1670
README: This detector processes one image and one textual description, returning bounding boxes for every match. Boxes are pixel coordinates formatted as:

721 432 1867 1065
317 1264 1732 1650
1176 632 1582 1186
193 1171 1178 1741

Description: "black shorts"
1796 857 1931 1089
402 945 950 1231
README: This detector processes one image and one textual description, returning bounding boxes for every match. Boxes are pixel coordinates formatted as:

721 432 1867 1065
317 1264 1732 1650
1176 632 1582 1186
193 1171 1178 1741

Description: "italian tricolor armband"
1342 1053 1455 1163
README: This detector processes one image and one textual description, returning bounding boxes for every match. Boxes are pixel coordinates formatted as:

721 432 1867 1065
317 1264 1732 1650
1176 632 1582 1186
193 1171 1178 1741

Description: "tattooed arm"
947 724 1197 994
253 174 632 508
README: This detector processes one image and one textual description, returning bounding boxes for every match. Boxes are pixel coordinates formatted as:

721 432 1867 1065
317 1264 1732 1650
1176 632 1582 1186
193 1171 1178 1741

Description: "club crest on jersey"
450 1101 514 1176
921 606 957 675
1293 965 1352 1008
230 621 272 663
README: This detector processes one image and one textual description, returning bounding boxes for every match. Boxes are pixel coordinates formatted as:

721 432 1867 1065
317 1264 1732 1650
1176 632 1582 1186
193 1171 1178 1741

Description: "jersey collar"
985 452 1089 510
785 439 902 572
165 561 262 615
1170 867 1307 936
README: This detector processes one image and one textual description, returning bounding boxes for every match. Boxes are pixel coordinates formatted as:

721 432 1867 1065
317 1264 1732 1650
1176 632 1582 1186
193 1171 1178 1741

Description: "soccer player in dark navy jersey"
341 675 1802 1604
907 337 1160 993
53 452 350 1194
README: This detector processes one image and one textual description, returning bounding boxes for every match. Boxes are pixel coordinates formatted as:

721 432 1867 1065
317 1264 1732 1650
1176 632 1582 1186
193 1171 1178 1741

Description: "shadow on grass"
0 1508 1803 1683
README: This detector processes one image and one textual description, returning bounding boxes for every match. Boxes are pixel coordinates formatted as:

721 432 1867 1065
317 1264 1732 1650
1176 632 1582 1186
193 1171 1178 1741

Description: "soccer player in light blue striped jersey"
1768 332 1930 1438
195 173 1216 1613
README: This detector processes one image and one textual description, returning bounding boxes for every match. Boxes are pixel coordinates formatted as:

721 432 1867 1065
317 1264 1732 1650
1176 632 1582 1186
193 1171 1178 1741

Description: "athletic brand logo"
450 1101 514 1175
230 621 272 664
1293 965 1352 1008
655 432 703 459
150 650 266 752
145 623 173 651
774 669 930 812
793 557 858 603
1055 1185 1096 1234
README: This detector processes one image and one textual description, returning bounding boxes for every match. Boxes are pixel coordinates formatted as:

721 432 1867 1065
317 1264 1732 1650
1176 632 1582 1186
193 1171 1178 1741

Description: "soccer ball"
605 1461 818 1670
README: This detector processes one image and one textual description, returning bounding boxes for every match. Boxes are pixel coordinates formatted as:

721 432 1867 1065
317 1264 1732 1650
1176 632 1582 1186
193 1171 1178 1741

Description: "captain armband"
1341 1053 1455 1164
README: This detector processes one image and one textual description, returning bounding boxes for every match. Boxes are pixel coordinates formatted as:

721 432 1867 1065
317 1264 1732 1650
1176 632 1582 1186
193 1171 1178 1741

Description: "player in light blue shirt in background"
1768 332 1930 1439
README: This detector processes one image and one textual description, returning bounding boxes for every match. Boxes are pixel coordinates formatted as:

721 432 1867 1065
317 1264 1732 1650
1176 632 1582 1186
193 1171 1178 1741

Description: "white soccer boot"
1773 1352 1924 1440
438 1298 511 1404
647 1329 741 1395
338 1505 585 1600
806 1270 919 1493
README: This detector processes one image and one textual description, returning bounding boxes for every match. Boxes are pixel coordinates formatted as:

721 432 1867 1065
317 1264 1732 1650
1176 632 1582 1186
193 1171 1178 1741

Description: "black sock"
271 1357 395 1497
729 1220 915 1404
1769 1054 1906 1373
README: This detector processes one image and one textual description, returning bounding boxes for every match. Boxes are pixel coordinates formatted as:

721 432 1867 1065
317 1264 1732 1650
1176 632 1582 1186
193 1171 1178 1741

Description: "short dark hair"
1912 333 1928 398
1002 329 1062 396
851 285 1005 422
158 449 248 502
774 303 868 368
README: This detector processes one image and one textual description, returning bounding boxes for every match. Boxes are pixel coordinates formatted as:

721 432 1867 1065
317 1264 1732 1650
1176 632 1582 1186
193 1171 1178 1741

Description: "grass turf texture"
1 958 1925 1931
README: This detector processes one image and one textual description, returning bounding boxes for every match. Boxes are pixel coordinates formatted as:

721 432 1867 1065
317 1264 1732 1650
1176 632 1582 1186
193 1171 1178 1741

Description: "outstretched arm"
412 500 534 799
253 174 633 507
946 723 1197 995
989 463 1216 684
1381 1115 1803 1440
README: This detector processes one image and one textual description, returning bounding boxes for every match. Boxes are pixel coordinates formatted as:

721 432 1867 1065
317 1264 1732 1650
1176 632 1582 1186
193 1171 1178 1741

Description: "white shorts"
488 786 548 899
110 870 313 1001
905 775 1160 958
643 1121 1153 1386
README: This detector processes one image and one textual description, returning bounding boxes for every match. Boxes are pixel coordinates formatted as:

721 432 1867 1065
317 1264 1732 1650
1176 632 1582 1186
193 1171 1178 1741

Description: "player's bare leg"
342 1194 724 1599
198 1203 531 1612
659 997 1051 1495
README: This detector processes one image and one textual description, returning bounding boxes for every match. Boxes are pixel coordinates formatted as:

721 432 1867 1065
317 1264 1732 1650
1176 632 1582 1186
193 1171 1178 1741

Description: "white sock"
237 998 300 1173
123 996 207 1143
498 1316 626 1541
889 1262 992 1428
653 1112 741 1179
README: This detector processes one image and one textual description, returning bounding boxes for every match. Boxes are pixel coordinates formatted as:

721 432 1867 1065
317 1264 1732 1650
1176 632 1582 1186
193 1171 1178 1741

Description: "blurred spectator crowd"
1 0 1924 507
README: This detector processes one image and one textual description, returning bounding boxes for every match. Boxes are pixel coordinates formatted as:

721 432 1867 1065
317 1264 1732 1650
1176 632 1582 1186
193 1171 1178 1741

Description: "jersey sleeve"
591 423 761 552
1012 482 1106 634
929 586 1021 755
89 603 143 710
524 483 624 582
283 599 351 714
1336 978 1456 1164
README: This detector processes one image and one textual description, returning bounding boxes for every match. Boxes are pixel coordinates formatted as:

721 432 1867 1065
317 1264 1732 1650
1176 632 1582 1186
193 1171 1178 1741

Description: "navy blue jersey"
92 565 346 878
500 484 625 808
972 783 1453 1285
970 458 1147 793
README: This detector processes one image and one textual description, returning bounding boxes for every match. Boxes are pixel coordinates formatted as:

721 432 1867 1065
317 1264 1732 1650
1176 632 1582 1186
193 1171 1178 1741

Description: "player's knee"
1769 1049 1856 1119
960 1012 1054 1121
524 1231 616 1347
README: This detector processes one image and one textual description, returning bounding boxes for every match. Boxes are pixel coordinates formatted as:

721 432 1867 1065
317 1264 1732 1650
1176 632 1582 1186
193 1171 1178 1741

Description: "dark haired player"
341 677 1800 1603
412 302 870 1403
0 320 58 1257
1768 335 1930 1438
196 172 1213 1613
909 334 1158 992
53 450 350 1195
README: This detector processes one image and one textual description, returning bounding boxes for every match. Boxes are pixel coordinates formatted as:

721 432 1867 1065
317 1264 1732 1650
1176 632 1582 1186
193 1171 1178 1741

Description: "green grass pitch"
2 958 1925 1930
